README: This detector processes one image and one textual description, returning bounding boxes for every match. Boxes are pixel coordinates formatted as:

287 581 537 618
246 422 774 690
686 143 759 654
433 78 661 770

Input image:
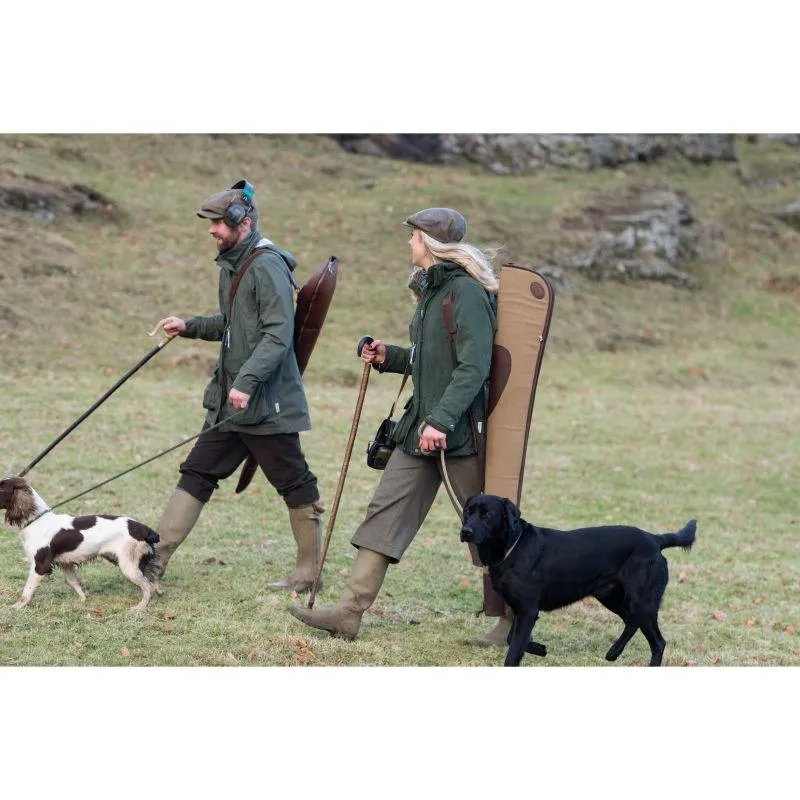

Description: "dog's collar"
24 507 51 527
500 527 524 563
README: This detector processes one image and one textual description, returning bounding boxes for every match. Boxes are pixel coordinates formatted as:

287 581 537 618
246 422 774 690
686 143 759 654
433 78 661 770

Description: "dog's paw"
526 640 547 658
11 601 27 611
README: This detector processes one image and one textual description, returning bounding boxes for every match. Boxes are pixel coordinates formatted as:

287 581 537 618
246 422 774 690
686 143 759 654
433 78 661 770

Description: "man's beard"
216 229 240 253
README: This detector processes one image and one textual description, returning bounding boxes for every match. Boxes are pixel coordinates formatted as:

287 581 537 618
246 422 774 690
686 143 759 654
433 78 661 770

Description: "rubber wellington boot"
289 547 390 640
270 502 324 594
471 572 513 647
148 488 205 592
471 608 514 647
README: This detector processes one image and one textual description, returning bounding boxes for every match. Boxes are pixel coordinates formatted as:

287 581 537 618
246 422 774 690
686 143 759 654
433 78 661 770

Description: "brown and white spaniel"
0 476 160 612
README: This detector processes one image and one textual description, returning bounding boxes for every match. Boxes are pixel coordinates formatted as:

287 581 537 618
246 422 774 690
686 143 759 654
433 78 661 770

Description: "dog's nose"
460 525 474 543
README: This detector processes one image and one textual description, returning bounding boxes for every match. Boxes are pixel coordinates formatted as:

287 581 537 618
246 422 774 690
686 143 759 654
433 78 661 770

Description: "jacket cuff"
378 344 409 374
182 318 199 338
232 375 259 395
424 415 452 434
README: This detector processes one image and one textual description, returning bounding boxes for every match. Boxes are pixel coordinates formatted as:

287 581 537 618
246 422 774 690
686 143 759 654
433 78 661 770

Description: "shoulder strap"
389 361 412 417
227 250 261 319
442 291 457 366
226 247 300 319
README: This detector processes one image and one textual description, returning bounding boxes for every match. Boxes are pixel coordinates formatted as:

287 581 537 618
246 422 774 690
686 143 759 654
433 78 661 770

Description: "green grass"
0 134 798 667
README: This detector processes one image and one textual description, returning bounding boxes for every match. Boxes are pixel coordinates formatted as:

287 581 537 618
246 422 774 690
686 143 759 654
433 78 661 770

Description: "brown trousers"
351 448 483 564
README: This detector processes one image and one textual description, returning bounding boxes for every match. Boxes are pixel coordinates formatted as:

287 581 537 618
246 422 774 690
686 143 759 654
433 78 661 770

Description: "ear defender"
223 179 255 227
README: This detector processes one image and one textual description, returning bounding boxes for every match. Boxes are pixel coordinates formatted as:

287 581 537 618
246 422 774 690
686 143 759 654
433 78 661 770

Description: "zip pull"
226 328 231 348
410 344 416 364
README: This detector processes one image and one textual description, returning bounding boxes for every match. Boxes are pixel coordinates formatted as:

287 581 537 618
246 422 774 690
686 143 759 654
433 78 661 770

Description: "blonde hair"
419 230 500 293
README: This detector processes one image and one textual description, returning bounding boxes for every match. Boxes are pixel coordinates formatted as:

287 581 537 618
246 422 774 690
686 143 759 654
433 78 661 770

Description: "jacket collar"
425 261 465 291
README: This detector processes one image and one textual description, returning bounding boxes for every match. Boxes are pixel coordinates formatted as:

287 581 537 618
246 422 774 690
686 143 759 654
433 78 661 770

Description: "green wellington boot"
270 502 324 593
289 547 390 640
471 571 513 646
148 488 205 593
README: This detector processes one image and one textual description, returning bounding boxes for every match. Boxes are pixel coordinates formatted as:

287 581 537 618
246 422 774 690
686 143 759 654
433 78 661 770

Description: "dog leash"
439 449 523 563
24 411 244 524
19 336 175 478
438 448 463 519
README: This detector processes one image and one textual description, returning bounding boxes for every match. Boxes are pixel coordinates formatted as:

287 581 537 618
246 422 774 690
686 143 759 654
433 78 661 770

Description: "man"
149 180 324 594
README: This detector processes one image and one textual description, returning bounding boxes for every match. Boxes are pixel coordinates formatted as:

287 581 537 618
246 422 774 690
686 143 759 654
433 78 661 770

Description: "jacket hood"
216 230 298 272
426 261 466 290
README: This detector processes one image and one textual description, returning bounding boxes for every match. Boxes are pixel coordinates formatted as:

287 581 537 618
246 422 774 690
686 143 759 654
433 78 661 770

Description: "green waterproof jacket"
378 262 497 458
182 229 311 435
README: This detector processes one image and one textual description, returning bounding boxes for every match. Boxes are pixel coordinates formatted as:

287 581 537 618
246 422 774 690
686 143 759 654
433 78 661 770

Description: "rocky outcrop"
773 200 800 232
331 134 738 174
0 171 118 223
551 182 721 289
439 134 738 174
765 134 800 147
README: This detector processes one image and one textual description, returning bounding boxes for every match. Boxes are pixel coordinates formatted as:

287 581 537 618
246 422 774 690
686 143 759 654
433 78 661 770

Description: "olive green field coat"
182 229 311 435
378 262 497 458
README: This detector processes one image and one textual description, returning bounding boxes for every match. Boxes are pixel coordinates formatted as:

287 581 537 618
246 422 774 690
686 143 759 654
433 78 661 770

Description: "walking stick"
19 327 175 478
307 335 374 609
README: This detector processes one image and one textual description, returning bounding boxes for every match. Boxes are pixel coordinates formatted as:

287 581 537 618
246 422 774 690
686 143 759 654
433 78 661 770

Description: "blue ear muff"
223 179 255 227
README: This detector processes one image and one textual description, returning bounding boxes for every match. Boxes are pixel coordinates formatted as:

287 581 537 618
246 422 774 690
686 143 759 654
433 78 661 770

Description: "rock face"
553 182 721 289
0 171 118 223
774 199 800 232
331 134 738 173
765 134 800 147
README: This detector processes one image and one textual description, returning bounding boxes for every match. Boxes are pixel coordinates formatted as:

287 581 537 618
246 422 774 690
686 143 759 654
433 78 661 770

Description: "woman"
290 207 509 644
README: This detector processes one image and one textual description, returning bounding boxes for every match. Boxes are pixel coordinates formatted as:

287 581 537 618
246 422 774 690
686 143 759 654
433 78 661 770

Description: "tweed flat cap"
196 185 259 226
404 207 467 243
196 188 242 219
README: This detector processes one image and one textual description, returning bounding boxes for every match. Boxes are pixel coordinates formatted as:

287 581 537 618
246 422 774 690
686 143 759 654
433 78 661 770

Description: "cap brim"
196 209 224 219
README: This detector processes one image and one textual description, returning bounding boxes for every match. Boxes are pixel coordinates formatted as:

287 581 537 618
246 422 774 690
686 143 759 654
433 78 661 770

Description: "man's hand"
150 316 187 339
418 424 447 453
361 339 386 365
228 388 250 410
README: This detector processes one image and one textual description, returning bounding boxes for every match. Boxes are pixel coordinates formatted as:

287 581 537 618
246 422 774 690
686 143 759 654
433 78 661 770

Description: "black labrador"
460 494 697 667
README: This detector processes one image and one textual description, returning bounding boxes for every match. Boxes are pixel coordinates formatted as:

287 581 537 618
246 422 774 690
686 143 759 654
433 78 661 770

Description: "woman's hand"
361 339 386 364
418 424 447 453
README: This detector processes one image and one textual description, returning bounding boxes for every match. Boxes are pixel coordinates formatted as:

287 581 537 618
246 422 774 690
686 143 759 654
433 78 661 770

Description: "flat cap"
196 188 245 220
405 207 467 244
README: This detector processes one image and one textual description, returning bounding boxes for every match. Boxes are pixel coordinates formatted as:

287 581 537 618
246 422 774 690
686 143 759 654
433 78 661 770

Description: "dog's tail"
656 520 697 552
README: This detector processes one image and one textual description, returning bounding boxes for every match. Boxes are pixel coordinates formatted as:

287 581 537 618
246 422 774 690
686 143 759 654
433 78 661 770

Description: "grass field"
0 134 797 670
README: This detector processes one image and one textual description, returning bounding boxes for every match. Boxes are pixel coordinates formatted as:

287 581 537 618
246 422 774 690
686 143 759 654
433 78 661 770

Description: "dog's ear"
3 479 36 527
502 498 520 534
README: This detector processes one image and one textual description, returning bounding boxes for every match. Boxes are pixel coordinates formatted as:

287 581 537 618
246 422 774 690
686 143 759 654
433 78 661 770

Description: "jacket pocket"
202 373 221 412
446 416 472 452
236 381 271 426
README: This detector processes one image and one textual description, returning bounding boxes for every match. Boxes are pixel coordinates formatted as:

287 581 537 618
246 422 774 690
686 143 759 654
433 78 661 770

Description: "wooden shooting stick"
307 335 374 609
